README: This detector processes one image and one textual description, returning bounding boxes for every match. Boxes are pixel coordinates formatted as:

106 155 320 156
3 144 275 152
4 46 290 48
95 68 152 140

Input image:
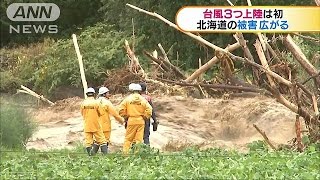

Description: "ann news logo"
6 3 60 34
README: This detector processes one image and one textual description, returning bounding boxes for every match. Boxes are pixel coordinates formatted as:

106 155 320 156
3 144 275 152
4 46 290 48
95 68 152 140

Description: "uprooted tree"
111 3 319 150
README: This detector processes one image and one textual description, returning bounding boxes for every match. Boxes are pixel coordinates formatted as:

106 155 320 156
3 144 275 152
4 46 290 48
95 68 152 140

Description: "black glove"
152 121 159 131
142 116 148 121
124 117 128 129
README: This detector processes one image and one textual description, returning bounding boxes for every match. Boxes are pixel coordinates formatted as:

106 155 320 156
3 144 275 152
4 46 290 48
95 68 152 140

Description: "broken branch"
233 33 260 83
253 124 277 150
144 50 186 79
19 85 54 106
127 3 292 88
126 3 228 53
292 33 320 44
124 39 145 76
158 43 170 62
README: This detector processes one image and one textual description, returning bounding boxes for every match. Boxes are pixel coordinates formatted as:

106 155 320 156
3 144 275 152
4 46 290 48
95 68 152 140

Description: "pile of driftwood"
123 2 320 150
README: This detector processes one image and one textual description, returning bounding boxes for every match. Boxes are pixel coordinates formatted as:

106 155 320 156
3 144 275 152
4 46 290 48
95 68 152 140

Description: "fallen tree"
123 3 320 146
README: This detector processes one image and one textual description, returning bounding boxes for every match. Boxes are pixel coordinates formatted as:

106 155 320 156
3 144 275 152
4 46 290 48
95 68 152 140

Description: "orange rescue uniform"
119 93 152 154
80 97 107 147
97 96 124 142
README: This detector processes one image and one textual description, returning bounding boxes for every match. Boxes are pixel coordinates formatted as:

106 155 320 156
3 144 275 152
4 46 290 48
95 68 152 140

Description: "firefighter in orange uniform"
80 87 108 156
97 86 125 153
119 83 152 154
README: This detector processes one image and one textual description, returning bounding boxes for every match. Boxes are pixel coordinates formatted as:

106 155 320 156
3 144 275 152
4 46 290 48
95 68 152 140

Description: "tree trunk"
283 35 320 88
158 78 266 93
234 33 260 84
185 42 241 83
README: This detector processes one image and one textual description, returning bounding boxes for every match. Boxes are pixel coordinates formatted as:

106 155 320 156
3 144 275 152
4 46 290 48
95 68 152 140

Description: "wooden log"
292 33 320 45
302 72 320 85
296 82 313 98
293 84 305 152
158 43 170 62
126 4 292 88
72 34 88 99
158 78 266 93
145 78 175 94
283 34 320 87
19 85 54 105
234 55 292 87
144 51 172 72
127 3 318 131
185 42 241 83
253 124 277 150
255 41 315 126
152 50 158 59
254 39 276 88
295 116 304 152
126 3 228 53
124 39 145 76
197 58 203 82
271 36 287 62
233 33 260 83
266 41 281 63
226 0 234 6
246 0 267 51
144 50 186 79
311 95 319 116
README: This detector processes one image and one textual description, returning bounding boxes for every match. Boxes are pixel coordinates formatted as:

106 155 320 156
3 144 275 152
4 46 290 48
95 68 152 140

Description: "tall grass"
0 100 37 149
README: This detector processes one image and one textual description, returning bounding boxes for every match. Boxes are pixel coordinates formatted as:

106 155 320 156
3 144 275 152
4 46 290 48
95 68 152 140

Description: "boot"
130 142 136 152
86 147 92 156
90 143 100 156
100 143 109 155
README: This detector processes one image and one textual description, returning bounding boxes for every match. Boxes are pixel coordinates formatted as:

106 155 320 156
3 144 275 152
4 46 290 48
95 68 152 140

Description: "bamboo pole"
72 34 88 99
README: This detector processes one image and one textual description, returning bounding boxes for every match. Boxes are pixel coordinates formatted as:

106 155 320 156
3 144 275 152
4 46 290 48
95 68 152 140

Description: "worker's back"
80 97 102 132
119 93 152 125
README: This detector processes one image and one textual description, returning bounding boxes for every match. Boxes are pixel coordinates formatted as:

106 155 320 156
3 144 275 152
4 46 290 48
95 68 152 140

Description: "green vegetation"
0 100 37 149
1 145 319 179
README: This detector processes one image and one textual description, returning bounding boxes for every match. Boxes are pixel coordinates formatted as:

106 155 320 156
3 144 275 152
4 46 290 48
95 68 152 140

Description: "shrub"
247 140 269 152
11 23 141 97
0 71 23 93
0 102 37 149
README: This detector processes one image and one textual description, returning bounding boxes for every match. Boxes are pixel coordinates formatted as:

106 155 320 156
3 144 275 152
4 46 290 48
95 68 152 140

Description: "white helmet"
128 83 142 91
98 87 109 95
86 87 95 94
